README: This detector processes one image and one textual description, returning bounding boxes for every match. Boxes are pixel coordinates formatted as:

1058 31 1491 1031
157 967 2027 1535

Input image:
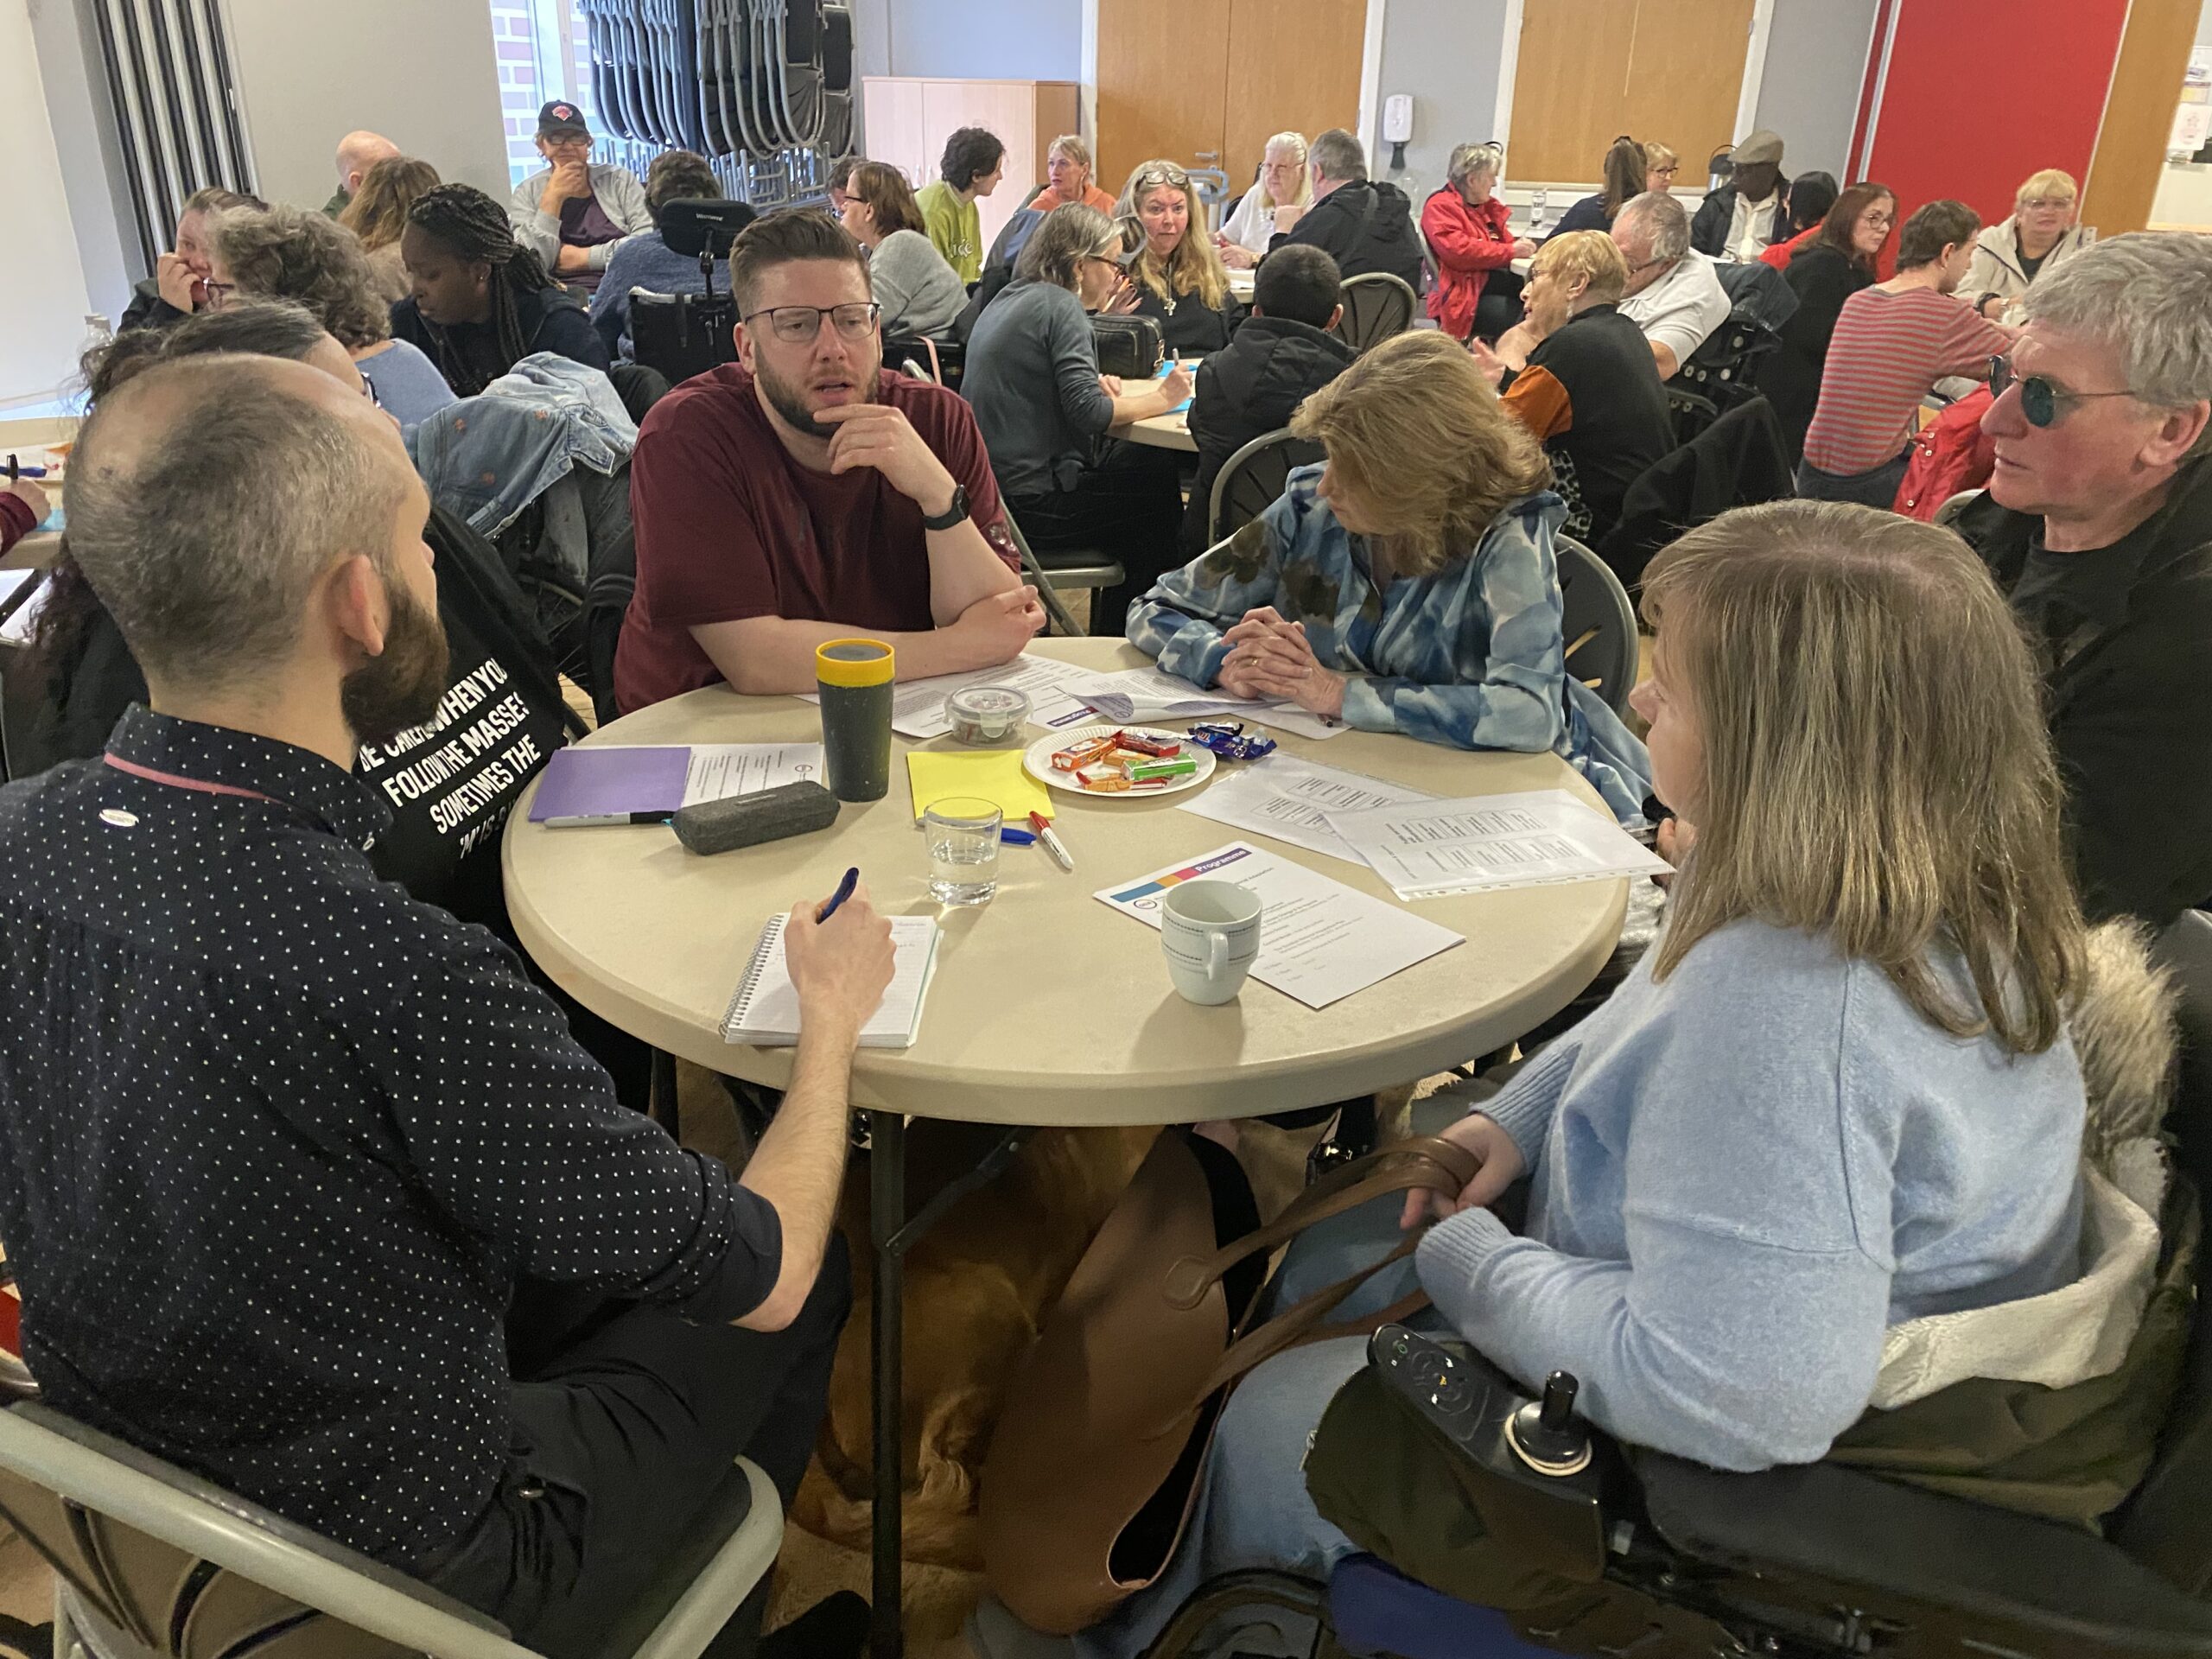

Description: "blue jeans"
1795 448 1910 509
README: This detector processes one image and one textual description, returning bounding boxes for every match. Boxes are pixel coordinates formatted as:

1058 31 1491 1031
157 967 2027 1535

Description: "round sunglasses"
1987 355 2140 429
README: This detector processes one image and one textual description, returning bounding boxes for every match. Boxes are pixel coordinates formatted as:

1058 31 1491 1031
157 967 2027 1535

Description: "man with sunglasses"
617 207 1042 711
1950 233 2212 927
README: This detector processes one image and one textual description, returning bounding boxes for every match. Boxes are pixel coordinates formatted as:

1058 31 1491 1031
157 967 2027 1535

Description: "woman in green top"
915 125 1007 284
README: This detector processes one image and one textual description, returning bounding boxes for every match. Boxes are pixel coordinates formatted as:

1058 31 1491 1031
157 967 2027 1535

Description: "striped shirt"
1803 286 2012 476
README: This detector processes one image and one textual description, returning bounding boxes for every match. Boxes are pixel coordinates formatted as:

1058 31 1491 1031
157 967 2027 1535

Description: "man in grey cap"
1691 129 1786 261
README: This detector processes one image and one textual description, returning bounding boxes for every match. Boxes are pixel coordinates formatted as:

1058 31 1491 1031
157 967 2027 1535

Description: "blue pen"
1001 827 1036 845
817 865 861 921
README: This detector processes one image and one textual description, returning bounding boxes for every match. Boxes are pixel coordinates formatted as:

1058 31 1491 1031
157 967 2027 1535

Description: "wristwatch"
921 484 970 532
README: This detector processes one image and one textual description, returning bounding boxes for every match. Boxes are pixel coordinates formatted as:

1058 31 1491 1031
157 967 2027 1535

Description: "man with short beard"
0 354 896 1657
616 207 1046 710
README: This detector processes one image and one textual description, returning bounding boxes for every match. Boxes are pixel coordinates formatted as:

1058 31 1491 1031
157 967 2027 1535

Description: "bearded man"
614 207 1044 709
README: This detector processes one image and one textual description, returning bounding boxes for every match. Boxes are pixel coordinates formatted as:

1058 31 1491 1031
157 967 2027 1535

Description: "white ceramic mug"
1160 880 1263 1005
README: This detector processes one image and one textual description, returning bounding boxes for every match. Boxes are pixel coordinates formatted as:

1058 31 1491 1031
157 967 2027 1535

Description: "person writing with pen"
0 348 903 1658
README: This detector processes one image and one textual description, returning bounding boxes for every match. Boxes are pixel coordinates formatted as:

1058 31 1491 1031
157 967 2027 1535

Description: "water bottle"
1530 188 1548 235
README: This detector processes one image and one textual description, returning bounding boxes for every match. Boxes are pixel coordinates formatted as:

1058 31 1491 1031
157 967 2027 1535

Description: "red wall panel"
1859 0 2127 227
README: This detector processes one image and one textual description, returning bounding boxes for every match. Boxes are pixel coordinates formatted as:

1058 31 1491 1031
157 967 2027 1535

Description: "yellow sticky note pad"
906 750 1052 823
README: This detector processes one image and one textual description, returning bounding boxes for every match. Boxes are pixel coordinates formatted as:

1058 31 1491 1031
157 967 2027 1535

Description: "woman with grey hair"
210 203 456 425
963 204 1195 635
1421 141 1534 341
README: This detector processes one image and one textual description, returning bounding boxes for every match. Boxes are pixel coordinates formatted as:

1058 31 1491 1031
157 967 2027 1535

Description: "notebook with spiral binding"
720 913 942 1047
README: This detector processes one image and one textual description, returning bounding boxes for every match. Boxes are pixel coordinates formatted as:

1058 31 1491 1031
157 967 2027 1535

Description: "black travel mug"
815 639 896 802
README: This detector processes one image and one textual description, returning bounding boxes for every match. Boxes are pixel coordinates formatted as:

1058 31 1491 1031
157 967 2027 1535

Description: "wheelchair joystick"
1507 1371 1592 1477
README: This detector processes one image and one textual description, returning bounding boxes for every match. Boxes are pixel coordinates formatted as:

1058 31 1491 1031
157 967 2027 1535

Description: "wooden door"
1618 0 1757 182
1221 0 1366 196
2082 0 2202 235
1507 0 1752 184
1095 0 1231 192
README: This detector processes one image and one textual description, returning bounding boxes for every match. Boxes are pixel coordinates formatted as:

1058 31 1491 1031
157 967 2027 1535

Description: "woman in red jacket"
1421 143 1534 343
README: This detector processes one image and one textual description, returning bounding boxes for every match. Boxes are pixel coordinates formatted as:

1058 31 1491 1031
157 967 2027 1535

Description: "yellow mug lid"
815 639 897 688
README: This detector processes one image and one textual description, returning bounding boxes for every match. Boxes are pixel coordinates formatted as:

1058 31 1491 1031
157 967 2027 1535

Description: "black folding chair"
1336 273 1419 352
1206 429 1326 547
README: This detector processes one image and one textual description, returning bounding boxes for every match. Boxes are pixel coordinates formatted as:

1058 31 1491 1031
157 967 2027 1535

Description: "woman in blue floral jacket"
1126 331 1652 821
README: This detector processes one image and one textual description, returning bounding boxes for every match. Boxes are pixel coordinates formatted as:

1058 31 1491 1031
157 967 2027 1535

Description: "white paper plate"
1022 723 1217 800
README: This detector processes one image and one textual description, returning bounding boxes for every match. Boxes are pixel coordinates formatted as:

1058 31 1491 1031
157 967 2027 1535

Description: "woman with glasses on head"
1116 159 1241 355
340 155 443 304
838 161 968 341
1758 181 1897 463
391 183 609 397
1217 132 1313 268
1963 169 2094 324
1128 331 1649 813
963 203 1196 636
210 202 457 428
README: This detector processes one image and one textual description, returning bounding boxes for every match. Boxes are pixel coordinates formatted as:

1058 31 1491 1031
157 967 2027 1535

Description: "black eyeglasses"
201 281 237 310
742 302 881 344
1988 355 2140 429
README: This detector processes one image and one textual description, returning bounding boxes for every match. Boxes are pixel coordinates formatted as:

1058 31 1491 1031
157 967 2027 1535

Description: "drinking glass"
924 797 1002 906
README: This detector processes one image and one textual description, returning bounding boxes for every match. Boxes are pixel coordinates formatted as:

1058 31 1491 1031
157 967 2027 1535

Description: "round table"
505 638 1627 1128
1124 407 1196 453
503 635 1627 1659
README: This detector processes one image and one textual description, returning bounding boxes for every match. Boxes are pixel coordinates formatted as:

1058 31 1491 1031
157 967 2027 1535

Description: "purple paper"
527 747 690 821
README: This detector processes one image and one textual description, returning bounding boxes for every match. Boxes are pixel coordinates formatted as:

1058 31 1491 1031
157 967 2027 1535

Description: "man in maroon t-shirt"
615 208 1044 711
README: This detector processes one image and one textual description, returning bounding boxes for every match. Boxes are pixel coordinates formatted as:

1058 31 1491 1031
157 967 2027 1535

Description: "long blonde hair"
339 155 440 254
1118 159 1231 310
1290 332 1551 577
1641 502 2084 1055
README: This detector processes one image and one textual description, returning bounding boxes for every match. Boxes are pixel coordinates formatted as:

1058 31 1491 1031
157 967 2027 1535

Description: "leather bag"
1090 314 1166 378
979 1128 1480 1634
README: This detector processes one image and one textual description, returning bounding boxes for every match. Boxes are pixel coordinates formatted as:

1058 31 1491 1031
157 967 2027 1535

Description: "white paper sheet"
1095 841 1461 1009
1322 790 1670 900
1078 666 1351 740
798 655 1115 739
681 744 826 806
1178 756 1436 862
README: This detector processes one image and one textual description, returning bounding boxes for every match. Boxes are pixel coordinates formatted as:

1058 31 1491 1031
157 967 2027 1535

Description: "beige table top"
1124 409 1196 453
503 639 1625 1126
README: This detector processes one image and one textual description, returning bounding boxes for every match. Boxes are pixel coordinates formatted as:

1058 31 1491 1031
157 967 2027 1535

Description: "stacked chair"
575 0 854 206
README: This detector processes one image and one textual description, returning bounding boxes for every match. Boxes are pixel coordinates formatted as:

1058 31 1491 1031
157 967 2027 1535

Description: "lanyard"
102 753 276 804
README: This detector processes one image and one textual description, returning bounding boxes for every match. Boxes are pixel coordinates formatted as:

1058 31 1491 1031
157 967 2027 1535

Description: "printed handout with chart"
1321 790 1670 900
797 655 1114 738
1095 841 1461 1008
1178 754 1436 862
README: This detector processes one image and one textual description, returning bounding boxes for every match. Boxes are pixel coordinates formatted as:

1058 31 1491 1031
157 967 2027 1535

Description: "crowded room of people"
8 0 2212 1657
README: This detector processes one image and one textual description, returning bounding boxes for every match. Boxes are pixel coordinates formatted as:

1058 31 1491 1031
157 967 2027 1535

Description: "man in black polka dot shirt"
0 354 897 1656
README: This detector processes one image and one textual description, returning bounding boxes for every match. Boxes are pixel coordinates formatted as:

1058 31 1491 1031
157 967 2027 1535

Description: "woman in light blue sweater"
1027 501 2095 1659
